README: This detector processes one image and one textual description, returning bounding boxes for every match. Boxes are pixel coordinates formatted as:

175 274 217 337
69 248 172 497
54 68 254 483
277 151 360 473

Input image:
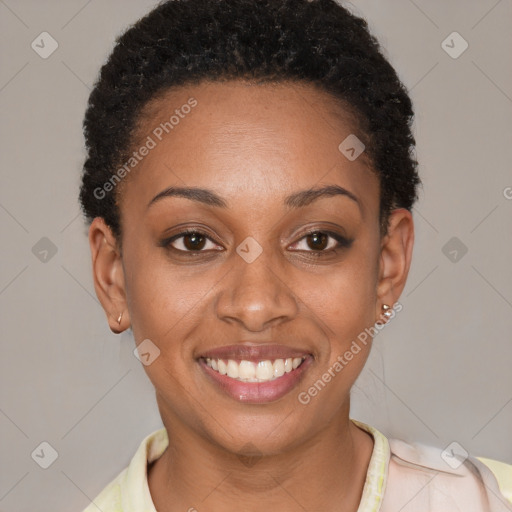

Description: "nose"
214 246 299 332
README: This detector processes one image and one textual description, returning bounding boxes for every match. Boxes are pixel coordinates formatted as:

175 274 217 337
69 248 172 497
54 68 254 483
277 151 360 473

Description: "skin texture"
88 81 414 511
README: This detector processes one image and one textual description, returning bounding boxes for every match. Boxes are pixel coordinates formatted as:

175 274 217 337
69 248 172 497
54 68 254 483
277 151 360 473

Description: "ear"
375 208 414 321
88 217 130 334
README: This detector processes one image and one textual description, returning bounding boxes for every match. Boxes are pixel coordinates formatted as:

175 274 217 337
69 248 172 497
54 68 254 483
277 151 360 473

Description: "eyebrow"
147 184 360 211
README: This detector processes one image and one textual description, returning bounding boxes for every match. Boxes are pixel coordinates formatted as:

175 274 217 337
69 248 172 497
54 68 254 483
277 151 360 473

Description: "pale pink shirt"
83 419 512 511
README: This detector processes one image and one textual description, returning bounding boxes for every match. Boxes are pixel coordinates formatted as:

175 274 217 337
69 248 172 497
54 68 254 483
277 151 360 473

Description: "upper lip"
198 343 312 362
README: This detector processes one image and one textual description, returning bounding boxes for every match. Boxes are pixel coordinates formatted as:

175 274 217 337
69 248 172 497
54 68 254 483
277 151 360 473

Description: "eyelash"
161 228 353 257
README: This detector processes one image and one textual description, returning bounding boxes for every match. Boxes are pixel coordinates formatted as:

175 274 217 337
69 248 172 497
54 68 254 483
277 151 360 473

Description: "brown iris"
306 232 328 251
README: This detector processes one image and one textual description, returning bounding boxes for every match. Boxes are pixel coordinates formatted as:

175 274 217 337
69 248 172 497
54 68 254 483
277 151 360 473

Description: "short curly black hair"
79 0 420 243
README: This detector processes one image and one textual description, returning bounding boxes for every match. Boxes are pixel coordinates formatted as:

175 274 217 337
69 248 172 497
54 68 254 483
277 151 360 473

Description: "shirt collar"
121 418 390 512
351 418 391 512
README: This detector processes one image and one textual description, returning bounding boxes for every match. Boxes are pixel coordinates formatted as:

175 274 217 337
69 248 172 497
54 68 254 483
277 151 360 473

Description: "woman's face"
90 80 413 454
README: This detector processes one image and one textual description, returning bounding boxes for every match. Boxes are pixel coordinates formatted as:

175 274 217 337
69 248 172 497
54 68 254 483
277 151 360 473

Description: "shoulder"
81 427 168 512
381 437 512 512
477 457 512 503
82 471 125 512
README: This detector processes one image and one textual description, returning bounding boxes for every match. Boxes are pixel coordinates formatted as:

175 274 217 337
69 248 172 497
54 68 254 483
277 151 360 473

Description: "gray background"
1 0 511 510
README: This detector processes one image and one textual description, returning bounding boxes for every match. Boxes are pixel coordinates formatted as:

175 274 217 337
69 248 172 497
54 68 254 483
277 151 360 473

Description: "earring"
382 304 392 318
117 312 123 325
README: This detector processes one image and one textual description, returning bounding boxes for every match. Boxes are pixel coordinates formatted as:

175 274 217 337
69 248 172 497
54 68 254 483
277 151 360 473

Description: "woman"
79 0 512 510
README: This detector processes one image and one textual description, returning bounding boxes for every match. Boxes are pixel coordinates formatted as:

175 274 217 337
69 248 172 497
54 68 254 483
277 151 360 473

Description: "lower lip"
198 356 313 403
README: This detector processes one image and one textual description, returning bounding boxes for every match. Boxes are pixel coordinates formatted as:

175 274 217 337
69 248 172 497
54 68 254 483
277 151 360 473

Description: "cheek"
123 246 218 350
304 250 378 380
303 252 378 337
125 237 379 333
124 255 209 394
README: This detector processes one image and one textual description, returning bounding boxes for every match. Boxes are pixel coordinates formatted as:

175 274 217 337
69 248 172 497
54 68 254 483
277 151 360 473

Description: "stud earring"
382 304 392 318
117 312 123 325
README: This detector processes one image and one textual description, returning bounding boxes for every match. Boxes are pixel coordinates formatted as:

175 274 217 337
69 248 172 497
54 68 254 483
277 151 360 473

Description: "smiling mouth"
197 343 314 402
201 356 308 383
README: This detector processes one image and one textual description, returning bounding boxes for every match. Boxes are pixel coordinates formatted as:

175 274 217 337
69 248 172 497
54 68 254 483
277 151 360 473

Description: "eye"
288 230 352 254
163 229 222 253
161 228 352 257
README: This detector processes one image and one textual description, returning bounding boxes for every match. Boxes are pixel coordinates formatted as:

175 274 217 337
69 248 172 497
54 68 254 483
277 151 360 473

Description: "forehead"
119 80 379 218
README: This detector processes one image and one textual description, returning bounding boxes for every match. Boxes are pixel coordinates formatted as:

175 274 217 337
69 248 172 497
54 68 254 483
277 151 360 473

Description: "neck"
148 403 374 512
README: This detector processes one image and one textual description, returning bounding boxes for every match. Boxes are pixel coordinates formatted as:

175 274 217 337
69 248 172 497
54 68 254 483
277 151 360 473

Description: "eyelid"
162 226 352 254
161 227 223 251
286 221 351 244
287 229 353 251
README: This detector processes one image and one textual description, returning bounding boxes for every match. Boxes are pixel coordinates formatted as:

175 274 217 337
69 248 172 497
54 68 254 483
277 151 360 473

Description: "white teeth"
217 359 227 375
238 360 256 380
226 360 239 379
204 356 307 382
256 360 274 380
273 358 285 378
